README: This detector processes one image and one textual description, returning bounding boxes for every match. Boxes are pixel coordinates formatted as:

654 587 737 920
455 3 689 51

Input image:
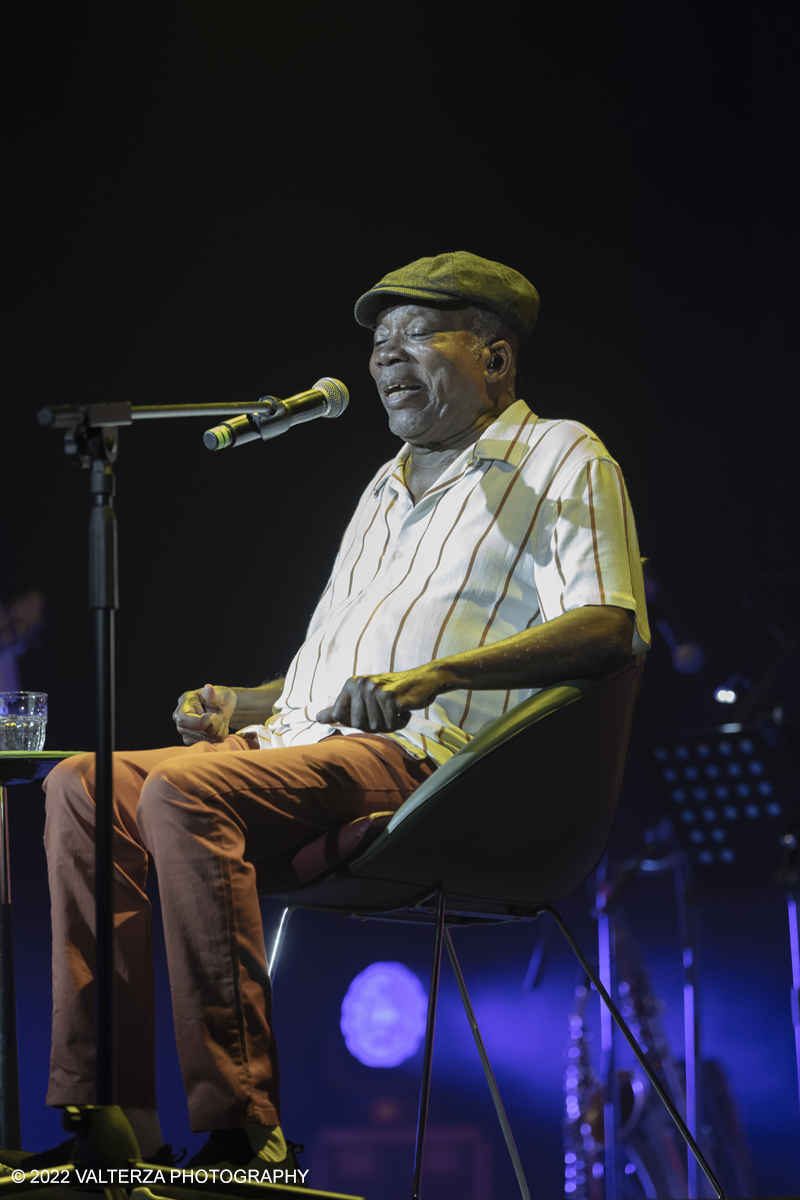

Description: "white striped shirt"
244 400 650 766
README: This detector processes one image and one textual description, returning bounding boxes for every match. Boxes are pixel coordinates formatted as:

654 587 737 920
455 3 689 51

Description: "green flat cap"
354 251 539 344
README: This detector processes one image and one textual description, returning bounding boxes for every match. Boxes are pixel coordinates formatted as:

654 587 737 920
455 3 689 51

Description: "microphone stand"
37 399 278 1161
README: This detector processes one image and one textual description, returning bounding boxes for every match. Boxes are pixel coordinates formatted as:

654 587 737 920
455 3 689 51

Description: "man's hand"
315 607 636 736
173 684 238 745
316 665 445 733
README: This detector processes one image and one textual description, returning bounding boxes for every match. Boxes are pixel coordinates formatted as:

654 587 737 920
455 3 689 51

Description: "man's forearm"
317 607 637 733
229 679 286 727
430 606 635 695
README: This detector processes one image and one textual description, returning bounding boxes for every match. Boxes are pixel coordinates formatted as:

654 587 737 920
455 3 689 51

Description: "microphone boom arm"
37 399 284 429
38 377 349 458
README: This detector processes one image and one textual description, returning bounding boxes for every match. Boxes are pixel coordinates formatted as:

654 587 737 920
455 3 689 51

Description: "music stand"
648 716 800 1153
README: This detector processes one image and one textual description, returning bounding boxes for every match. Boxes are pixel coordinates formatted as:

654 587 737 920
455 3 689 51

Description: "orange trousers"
41 733 433 1132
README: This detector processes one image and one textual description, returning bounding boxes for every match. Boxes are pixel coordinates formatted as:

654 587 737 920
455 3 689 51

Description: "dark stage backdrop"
1 2 798 1197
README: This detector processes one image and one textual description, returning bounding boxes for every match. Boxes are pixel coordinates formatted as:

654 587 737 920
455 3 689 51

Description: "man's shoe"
137 1144 184 1167
0 1138 179 1173
0 1136 76 1172
186 1128 306 1185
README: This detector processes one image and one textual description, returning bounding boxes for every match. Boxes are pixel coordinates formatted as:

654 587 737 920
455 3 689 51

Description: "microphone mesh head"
313 378 349 418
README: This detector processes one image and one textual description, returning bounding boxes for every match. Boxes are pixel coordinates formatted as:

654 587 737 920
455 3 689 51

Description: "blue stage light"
656 620 705 674
340 961 427 1068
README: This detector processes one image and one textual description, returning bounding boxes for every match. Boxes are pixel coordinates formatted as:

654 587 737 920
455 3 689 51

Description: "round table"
0 751 85 1149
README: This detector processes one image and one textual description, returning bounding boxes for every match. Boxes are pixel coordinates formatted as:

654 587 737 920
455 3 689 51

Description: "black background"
2 2 798 1196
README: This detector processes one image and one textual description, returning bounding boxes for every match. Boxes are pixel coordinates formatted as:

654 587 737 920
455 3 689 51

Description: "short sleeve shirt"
243 401 650 766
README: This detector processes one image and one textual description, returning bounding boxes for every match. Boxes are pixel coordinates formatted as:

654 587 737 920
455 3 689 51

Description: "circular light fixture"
340 962 427 1068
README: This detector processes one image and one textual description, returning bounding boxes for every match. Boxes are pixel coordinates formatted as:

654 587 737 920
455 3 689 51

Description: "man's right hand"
173 684 238 745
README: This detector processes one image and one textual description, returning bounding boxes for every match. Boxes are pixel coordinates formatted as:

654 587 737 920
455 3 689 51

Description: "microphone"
203 377 349 450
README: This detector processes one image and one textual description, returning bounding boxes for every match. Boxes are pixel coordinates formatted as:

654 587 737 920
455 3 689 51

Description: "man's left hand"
316 665 445 733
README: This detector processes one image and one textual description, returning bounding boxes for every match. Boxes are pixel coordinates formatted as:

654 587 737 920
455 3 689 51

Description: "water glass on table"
0 692 48 751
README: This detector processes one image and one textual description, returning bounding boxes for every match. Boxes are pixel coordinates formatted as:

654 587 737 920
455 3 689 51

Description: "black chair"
260 657 726 1200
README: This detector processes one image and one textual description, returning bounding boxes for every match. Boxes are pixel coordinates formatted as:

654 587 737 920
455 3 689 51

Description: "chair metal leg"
541 904 727 1200
445 930 531 1200
675 850 702 1200
267 905 295 979
412 891 446 1200
522 917 553 991
596 900 621 1199
786 892 800 1120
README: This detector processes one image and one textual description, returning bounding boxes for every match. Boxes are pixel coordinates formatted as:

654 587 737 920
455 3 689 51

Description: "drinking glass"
0 692 48 751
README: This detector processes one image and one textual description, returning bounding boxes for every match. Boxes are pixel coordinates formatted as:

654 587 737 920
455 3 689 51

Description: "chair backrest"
339 656 645 912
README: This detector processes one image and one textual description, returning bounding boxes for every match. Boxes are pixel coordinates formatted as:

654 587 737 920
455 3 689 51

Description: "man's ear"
484 341 515 388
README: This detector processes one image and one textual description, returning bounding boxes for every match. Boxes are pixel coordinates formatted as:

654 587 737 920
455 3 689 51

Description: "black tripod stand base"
0 1108 364 1199
138 1182 365 1199
61 1104 141 1167
0 1172 366 1199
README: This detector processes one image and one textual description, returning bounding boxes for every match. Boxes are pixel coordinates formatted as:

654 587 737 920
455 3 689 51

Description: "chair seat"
259 659 643 915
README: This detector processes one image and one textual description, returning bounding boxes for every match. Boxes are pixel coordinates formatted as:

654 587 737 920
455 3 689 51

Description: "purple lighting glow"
340 961 427 1067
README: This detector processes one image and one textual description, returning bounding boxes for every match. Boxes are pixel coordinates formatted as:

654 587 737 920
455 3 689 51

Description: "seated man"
2 251 649 1173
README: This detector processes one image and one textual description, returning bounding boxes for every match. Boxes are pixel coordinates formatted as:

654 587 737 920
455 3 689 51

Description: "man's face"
369 303 507 449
